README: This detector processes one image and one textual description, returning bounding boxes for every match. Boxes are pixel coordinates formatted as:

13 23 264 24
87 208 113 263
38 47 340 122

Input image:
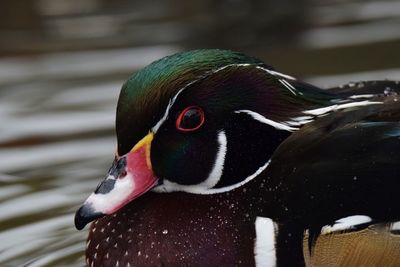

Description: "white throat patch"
153 130 227 194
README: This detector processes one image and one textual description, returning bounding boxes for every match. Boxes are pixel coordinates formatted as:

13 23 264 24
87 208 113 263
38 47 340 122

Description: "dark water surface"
1 1 400 266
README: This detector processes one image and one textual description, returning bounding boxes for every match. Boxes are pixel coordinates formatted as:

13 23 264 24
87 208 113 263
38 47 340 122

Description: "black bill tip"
74 204 105 230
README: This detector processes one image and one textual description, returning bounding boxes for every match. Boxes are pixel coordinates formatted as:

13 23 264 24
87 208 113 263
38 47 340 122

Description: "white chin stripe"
201 130 227 188
84 174 135 214
320 215 372 235
153 158 271 195
152 130 227 194
153 128 272 195
254 217 277 267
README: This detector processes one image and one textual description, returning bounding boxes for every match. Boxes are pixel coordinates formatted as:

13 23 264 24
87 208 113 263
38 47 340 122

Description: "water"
0 1 400 266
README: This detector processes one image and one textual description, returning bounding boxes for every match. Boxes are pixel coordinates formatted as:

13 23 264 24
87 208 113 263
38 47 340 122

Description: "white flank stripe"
349 94 375 99
320 215 372 235
390 221 400 231
254 217 277 267
235 110 298 131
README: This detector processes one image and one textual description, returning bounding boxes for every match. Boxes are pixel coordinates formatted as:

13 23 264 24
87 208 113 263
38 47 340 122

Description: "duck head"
75 49 335 230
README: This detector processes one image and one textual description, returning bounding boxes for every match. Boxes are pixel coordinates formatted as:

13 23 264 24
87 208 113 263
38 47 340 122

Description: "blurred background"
0 0 399 266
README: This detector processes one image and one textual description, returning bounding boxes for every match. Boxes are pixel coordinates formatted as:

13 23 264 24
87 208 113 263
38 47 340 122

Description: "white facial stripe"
283 115 314 127
151 88 185 133
304 106 334 116
254 217 277 267
84 174 135 214
256 66 296 80
279 79 298 96
213 64 297 82
290 115 314 122
235 110 298 132
212 63 251 73
320 215 372 235
151 63 256 133
152 130 227 194
303 100 382 116
151 63 297 133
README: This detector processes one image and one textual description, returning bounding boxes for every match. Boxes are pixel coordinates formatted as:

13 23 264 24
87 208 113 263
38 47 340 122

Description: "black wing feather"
268 101 400 227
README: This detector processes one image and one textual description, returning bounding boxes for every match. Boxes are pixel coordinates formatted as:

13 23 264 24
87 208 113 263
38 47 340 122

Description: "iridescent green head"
75 49 335 230
117 49 265 155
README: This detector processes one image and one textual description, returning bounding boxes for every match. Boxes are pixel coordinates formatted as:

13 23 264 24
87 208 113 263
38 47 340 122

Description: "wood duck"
74 49 400 267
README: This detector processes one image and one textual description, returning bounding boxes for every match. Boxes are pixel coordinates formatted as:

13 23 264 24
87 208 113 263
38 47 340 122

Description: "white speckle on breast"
86 240 91 249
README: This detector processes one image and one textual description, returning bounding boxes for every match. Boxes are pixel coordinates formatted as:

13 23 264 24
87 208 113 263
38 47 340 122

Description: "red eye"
176 106 205 132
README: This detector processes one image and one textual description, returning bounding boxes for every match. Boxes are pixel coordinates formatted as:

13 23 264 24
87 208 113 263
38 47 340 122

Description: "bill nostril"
117 157 127 169
94 178 116 194
119 170 127 178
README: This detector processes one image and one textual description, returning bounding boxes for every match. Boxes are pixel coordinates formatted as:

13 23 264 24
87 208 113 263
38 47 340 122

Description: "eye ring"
176 106 205 132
